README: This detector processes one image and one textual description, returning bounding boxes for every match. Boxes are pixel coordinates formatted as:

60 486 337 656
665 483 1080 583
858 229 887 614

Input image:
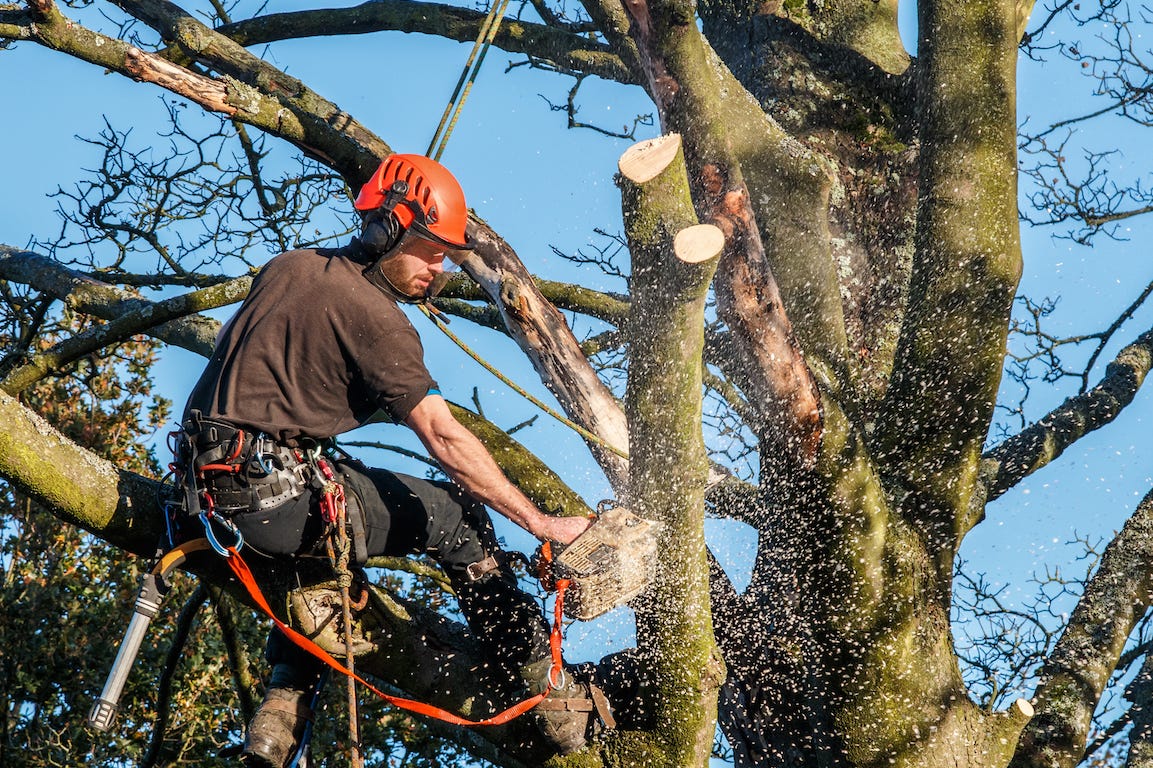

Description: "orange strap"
224 546 570 726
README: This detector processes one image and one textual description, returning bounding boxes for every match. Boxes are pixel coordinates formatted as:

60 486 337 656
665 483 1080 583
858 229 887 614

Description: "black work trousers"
227 455 552 689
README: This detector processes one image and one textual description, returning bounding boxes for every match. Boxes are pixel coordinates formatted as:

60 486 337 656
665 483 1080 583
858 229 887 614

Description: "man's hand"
533 513 594 546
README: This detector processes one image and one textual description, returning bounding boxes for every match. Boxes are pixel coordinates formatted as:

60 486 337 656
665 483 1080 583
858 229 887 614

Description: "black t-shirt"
184 244 437 445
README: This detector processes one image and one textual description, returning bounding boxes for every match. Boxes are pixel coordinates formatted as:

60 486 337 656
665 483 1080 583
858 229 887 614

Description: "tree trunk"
618 134 725 767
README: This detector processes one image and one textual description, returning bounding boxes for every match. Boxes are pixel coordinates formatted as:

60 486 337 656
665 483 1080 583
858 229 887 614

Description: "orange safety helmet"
354 154 473 250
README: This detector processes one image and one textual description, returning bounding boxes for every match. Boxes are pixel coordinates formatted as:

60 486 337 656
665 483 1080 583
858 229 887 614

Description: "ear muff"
361 212 403 257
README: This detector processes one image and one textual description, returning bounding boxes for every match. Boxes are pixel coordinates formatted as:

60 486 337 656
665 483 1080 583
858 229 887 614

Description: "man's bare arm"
404 394 592 545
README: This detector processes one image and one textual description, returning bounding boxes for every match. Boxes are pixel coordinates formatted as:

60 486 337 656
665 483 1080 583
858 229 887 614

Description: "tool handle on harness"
88 540 212 732
88 592 156 731
223 547 570 727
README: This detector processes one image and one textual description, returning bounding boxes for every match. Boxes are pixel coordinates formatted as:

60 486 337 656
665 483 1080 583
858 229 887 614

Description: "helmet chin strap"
363 256 427 304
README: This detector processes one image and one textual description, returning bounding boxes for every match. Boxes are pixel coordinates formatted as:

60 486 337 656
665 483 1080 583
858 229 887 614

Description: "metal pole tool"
88 539 210 732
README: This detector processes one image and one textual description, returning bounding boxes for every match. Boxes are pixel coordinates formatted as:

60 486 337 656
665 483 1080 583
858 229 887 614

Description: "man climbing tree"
180 153 609 766
5 1 1153 767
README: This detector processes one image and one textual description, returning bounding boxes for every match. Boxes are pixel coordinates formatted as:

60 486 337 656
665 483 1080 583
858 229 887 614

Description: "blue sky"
2 0 1152 720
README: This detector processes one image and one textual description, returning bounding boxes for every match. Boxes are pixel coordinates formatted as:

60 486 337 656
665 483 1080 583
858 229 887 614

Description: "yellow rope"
418 302 630 459
426 0 512 162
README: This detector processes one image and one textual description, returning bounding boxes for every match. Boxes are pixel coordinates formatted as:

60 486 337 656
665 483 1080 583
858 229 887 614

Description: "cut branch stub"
674 223 724 264
618 133 683 183
619 130 724 765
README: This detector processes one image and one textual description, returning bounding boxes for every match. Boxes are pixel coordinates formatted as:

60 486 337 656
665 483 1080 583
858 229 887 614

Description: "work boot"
522 658 616 754
241 685 314 768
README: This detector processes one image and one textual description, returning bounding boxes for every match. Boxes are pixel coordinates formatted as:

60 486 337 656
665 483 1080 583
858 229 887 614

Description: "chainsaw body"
547 506 660 620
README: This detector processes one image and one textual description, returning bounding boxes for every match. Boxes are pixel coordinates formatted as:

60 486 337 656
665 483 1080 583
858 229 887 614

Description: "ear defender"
361 211 403 257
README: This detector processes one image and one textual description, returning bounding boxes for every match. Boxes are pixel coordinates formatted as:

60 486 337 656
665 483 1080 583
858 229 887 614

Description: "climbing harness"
90 423 576 751
418 301 631 460
426 0 513 162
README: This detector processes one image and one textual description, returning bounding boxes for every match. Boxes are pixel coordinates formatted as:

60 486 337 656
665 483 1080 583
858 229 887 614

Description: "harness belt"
181 414 310 512
177 412 368 564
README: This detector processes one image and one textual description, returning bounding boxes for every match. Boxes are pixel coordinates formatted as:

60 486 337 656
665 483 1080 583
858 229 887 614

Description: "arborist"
178 154 613 766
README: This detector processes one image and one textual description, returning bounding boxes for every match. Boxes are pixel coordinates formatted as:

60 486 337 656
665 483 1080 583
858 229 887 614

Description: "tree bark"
875 0 1023 548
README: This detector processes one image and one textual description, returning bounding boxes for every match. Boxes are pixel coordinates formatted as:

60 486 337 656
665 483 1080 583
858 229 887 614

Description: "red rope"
224 546 569 726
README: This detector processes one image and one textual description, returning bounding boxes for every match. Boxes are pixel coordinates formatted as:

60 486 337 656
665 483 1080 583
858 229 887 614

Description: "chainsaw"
537 504 661 620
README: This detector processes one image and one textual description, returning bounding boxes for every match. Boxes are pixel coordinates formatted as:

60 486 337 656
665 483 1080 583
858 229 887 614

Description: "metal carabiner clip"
199 511 244 557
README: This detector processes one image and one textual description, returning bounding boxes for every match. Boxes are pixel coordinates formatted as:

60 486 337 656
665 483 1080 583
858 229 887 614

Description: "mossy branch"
1009 488 1153 768
448 402 594 517
436 274 630 327
620 133 724 766
1 279 250 394
0 246 240 357
874 0 1022 528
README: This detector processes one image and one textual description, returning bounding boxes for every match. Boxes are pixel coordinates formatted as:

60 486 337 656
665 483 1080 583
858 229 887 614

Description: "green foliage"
0 318 255 766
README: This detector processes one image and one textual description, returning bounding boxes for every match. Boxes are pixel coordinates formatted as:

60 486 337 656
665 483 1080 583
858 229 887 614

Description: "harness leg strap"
343 487 368 566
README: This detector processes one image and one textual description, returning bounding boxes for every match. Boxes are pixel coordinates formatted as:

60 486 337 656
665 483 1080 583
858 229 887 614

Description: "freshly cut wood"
1014 699 1035 719
618 134 683 183
674 224 724 264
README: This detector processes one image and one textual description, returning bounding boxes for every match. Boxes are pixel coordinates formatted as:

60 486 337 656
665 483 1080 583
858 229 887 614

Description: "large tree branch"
0 246 226 356
213 1 637 86
1009 487 1153 768
977 327 1153 509
875 0 1022 536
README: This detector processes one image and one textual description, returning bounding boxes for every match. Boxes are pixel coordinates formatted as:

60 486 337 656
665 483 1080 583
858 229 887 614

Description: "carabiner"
199 511 244 557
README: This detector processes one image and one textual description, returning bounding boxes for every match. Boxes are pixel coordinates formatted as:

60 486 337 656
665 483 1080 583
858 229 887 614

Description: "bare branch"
980 326 1153 504
212 0 637 86
1010 488 1153 768
0 246 234 356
